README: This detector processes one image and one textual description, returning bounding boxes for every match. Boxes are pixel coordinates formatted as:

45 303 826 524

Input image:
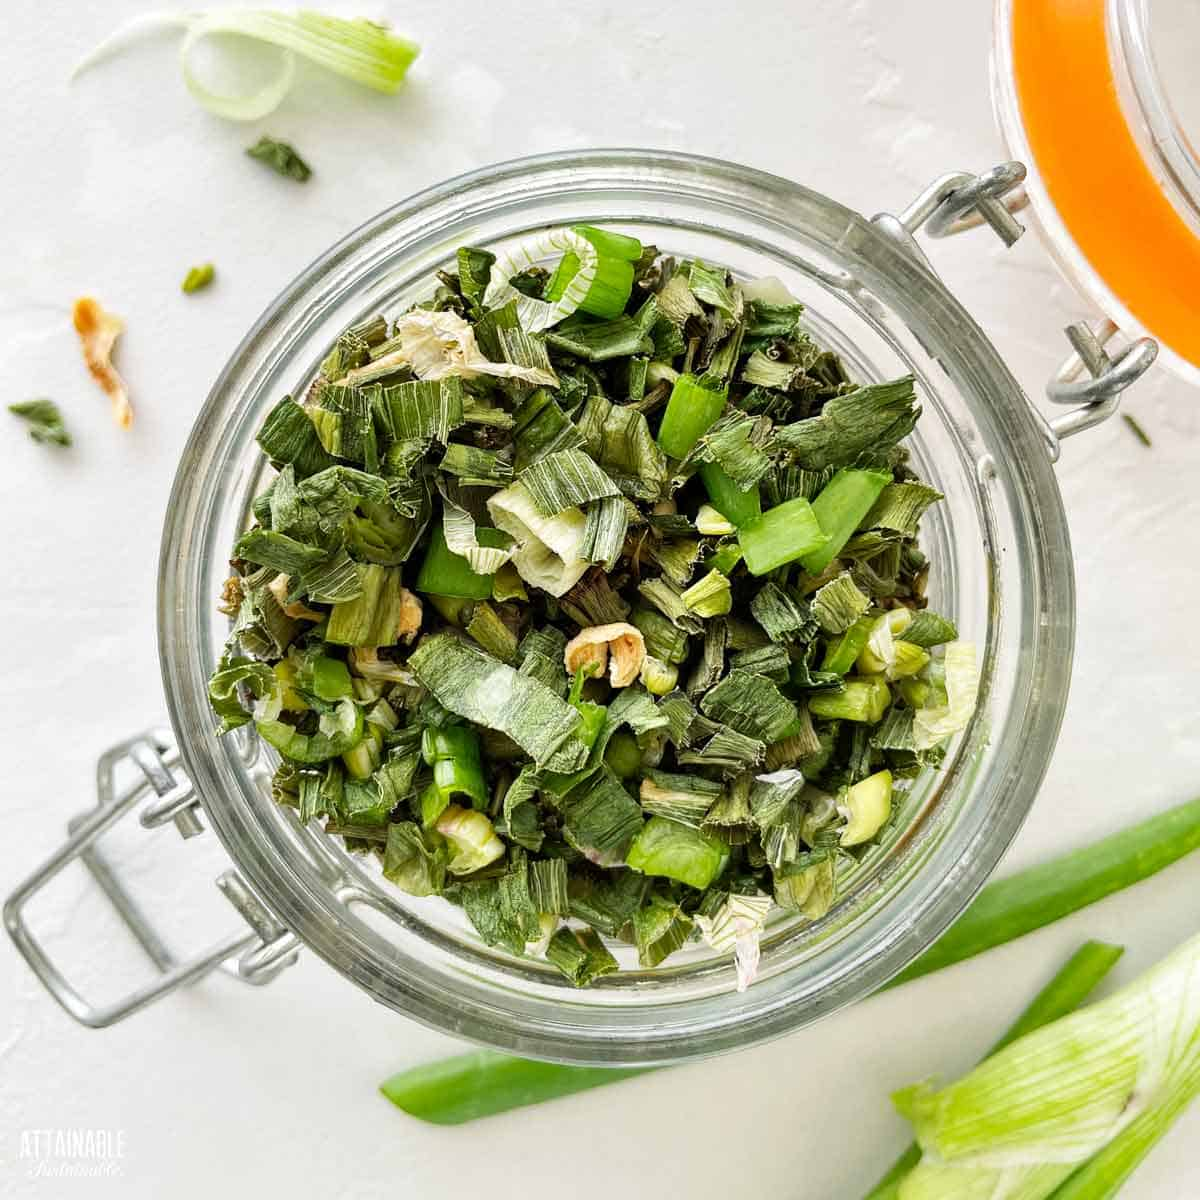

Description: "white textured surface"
2 2 1199 1196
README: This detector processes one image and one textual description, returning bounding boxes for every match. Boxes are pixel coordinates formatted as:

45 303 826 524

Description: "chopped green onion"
700 668 800 743
420 725 488 825
465 601 518 663
545 226 641 320
487 481 590 598
737 497 828 575
559 770 644 865
9 398 71 447
576 393 668 501
1121 412 1153 448
630 607 691 665
580 496 630 570
633 894 694 968
415 519 497 601
604 729 644 778
801 468 892 574
519 448 620 516
913 641 978 749
812 571 871 634
436 805 505 874
676 725 765 772
246 136 312 181
900 610 958 648
656 374 727 458
544 315 653 363
382 823 447 896
181 263 215 293
699 461 762 527
256 699 363 764
681 569 732 618
326 564 403 646
838 769 893 846
438 444 513 487
775 377 919 469
456 247 494 306
545 927 619 986
687 260 737 315
639 770 722 828
863 481 944 537
750 582 815 643
695 503 735 536
639 655 678 696
409 634 590 773
808 677 891 723
342 724 383 780
823 614 876 675
693 891 773 991
698 413 772 490
625 816 729 889
302 654 353 701
706 542 744 575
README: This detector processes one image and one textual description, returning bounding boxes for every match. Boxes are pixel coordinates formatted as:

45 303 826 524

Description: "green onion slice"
483 229 600 332
74 9 419 122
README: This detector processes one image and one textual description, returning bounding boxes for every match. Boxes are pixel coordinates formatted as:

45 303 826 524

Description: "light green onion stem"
699 461 762 527
862 940 1125 1200
422 725 488 814
379 795 1200 1127
801 468 892 574
656 375 727 458
545 226 641 319
738 497 828 574
414 520 496 600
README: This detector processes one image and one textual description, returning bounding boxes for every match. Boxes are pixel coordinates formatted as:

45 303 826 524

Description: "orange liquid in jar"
1012 0 1200 366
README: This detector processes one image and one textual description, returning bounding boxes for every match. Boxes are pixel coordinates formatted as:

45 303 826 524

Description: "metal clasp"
3 728 299 1028
873 162 1158 460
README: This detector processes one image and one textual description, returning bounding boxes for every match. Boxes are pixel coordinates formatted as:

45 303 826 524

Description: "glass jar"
7 151 1139 1064
994 0 1200 382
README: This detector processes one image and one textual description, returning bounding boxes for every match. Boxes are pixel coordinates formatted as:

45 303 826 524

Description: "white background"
3 2 1199 1196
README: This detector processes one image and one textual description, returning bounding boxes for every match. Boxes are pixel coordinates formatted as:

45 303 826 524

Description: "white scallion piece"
483 229 599 332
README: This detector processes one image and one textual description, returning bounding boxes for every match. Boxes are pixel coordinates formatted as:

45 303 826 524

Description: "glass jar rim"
158 149 1074 1063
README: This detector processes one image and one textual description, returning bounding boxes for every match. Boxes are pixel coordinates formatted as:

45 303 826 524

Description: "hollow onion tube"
801 468 892 573
415 520 498 601
699 461 762 527
656 375 727 458
738 497 828 575
420 725 488 825
545 225 642 319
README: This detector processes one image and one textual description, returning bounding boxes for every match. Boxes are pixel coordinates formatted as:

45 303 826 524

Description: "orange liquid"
1013 0 1200 365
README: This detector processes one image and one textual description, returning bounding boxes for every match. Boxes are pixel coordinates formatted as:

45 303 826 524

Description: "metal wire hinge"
872 162 1158 459
3 729 300 1028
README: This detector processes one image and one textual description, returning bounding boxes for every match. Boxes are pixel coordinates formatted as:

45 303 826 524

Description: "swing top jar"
142 149 1084 1065
995 0 1200 382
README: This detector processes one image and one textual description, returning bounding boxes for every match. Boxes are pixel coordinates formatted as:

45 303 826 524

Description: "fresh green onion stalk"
892 932 1200 1200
